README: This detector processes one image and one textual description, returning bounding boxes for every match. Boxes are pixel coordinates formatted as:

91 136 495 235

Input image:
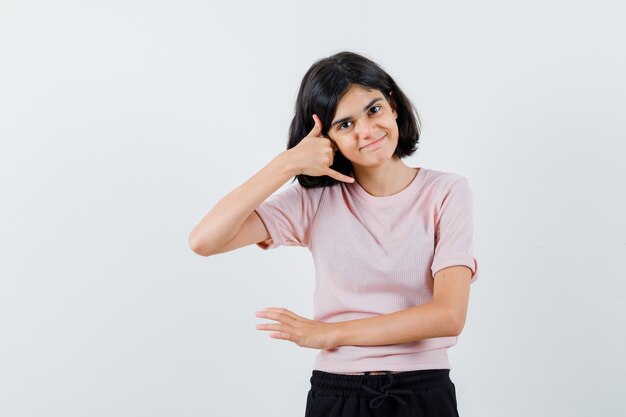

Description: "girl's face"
326 84 399 169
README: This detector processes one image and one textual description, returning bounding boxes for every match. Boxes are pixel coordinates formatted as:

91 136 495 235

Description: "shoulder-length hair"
287 51 421 188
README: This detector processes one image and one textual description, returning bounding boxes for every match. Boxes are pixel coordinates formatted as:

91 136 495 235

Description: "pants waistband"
339 371 403 375
309 369 452 411
310 368 451 394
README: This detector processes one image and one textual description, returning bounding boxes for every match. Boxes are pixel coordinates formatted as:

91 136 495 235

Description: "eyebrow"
330 97 384 128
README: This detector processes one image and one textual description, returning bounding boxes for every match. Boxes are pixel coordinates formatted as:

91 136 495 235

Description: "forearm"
331 302 459 347
189 151 297 254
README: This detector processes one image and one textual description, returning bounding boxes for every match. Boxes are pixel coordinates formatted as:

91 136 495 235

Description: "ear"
388 90 398 118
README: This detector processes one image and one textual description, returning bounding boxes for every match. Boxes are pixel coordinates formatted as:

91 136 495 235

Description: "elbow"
188 232 213 257
189 242 207 257
449 311 466 337
451 323 463 337
433 303 464 337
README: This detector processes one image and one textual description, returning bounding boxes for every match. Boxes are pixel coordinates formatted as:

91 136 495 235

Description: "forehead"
336 85 382 110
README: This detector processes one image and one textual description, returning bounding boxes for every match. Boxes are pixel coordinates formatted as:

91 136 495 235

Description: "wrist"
275 149 300 178
326 322 343 350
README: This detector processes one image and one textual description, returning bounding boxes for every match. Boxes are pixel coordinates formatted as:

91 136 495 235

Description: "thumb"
310 114 323 136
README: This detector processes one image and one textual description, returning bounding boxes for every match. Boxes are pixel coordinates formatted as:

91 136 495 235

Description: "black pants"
304 369 459 417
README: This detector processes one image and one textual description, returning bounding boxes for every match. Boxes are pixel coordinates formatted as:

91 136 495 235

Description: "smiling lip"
361 134 386 150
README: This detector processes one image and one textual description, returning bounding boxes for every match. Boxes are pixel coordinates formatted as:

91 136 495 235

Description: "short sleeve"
254 182 314 250
430 177 479 283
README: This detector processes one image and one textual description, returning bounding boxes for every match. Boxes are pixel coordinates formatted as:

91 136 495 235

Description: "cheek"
334 138 350 152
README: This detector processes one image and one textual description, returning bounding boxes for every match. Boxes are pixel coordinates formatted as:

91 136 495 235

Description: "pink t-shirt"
254 167 479 373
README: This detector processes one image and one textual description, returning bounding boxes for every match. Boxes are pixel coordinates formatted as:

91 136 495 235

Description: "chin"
357 155 395 168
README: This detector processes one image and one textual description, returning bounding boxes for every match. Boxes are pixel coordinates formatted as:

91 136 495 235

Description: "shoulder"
264 181 328 214
269 180 327 200
422 168 470 191
420 169 474 212
296 182 330 206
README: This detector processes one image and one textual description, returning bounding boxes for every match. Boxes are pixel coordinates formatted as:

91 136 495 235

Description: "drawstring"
361 371 421 413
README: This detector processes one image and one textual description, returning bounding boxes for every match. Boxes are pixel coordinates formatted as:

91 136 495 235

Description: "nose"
353 116 378 140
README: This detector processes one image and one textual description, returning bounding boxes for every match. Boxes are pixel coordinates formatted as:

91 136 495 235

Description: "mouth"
360 134 386 150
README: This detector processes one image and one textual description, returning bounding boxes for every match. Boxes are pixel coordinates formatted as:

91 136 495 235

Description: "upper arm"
433 265 472 336
207 210 271 255
430 176 479 284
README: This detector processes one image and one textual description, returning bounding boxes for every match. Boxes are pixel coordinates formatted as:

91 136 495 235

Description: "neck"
352 157 418 197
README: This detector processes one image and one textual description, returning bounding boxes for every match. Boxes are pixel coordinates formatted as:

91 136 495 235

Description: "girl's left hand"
255 307 338 351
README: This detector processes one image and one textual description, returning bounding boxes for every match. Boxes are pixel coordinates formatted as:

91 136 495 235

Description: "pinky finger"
327 169 355 183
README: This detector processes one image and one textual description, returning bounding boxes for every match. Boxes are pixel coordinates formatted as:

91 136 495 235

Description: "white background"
1 1 625 416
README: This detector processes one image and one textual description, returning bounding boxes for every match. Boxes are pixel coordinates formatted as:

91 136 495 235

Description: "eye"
337 106 382 131
338 121 352 131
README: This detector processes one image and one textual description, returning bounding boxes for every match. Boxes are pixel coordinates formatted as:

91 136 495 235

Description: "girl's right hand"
287 114 355 183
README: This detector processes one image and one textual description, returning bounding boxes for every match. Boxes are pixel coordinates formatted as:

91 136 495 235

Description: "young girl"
189 51 478 417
